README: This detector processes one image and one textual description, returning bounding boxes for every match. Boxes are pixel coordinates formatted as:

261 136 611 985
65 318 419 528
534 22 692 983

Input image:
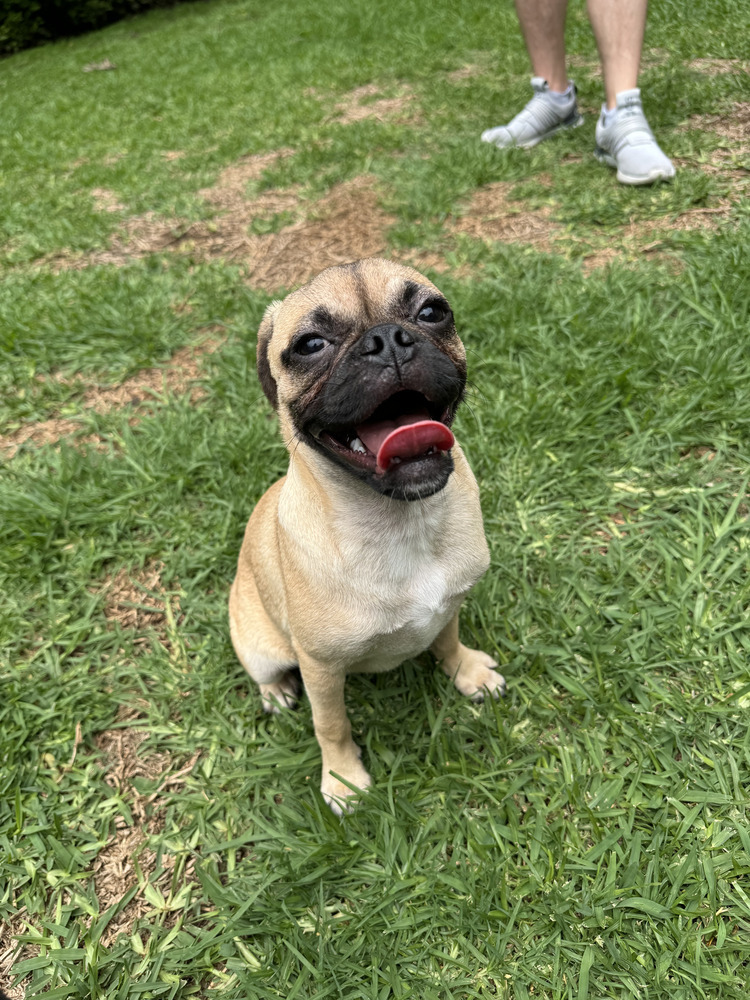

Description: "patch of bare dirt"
332 84 415 124
642 47 670 67
677 103 750 180
690 101 750 146
649 204 734 234
84 338 221 411
100 560 182 648
566 54 601 75
581 247 625 274
90 717 199 945
95 725 172 793
92 819 197 947
246 175 396 290
47 150 298 271
42 145 399 293
82 58 116 72
91 187 125 213
0 914 28 998
452 182 560 250
199 149 295 212
446 64 485 83
1 338 221 459
2 716 199 975
688 58 749 76
402 250 452 274
0 418 103 459
581 198 737 274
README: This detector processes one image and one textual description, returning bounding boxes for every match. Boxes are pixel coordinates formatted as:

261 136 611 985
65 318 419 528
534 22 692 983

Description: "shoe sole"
594 146 676 185
484 112 584 150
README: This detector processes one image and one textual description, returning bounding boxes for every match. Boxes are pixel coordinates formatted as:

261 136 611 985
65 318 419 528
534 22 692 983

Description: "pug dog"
229 258 504 813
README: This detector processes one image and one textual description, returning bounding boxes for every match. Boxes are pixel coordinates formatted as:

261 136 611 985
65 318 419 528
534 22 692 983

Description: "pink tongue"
356 415 454 472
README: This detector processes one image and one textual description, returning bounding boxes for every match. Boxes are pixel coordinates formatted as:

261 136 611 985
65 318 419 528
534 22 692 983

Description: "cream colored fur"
229 259 504 813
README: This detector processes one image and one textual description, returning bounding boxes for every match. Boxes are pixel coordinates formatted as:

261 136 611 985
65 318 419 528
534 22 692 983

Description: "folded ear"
256 300 281 409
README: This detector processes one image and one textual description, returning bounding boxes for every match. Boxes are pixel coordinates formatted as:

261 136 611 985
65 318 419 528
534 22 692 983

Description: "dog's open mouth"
316 390 455 474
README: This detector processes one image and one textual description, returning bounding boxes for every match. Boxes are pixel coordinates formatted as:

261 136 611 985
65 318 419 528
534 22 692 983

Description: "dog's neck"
283 443 455 537
279 441 486 598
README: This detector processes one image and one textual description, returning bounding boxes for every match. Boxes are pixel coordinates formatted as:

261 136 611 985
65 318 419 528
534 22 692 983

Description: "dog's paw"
321 764 372 816
260 671 299 714
445 648 506 702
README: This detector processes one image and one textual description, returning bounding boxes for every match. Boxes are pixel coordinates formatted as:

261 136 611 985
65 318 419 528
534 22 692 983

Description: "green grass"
1 0 750 997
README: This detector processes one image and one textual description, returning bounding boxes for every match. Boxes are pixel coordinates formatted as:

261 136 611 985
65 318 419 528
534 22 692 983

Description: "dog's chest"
332 508 485 669
278 470 489 668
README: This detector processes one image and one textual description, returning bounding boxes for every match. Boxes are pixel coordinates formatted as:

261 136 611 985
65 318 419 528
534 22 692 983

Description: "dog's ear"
256 300 281 410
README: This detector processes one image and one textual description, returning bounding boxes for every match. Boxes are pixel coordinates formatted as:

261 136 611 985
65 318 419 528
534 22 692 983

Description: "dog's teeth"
350 436 366 454
390 456 401 465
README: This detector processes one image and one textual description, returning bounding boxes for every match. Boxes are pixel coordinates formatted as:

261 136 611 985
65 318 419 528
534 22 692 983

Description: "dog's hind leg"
229 577 299 713
430 610 506 701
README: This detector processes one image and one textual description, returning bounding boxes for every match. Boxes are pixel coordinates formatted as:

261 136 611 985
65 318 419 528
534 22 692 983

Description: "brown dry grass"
0 337 221 459
90 708 199 946
332 84 415 124
246 174 396 289
47 145 397 294
446 64 485 83
677 101 750 178
452 182 560 250
402 250 454 275
691 101 750 146
0 706 199 979
47 149 297 271
100 560 182 649
0 417 102 459
0 917 28 998
566 54 601 76
688 58 749 76
579 205 733 275
580 247 625 274
91 187 126 213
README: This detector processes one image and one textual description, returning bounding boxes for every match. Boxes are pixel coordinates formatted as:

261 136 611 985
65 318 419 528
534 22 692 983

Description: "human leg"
481 0 583 149
516 0 569 93
587 0 674 184
587 0 646 108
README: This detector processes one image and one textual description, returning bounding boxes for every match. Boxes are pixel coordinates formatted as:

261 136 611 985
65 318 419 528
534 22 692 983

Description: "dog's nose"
359 324 415 364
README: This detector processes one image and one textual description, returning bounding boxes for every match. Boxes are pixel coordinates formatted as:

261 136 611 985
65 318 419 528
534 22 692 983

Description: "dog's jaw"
295 382 464 501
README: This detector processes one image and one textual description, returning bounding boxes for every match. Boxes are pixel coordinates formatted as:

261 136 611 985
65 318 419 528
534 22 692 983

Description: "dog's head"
257 258 467 501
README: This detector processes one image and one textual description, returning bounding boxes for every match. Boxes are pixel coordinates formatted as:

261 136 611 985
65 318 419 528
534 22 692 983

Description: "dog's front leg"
298 654 371 814
431 610 506 701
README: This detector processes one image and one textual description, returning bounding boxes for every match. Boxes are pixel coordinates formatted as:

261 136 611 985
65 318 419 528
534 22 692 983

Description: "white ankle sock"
548 83 575 108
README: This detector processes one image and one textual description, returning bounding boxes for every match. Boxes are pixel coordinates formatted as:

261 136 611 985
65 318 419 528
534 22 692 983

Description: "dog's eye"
295 335 327 356
417 301 449 324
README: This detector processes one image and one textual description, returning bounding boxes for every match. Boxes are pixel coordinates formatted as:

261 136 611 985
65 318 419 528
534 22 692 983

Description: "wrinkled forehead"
275 259 444 334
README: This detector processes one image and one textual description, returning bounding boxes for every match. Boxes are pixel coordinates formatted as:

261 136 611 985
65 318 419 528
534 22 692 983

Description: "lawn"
1 0 749 997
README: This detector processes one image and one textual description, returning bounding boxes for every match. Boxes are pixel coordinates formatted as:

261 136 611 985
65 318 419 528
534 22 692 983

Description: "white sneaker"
481 77 584 149
595 89 676 185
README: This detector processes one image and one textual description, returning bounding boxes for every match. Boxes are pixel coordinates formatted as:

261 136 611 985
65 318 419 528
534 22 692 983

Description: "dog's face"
257 258 467 501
